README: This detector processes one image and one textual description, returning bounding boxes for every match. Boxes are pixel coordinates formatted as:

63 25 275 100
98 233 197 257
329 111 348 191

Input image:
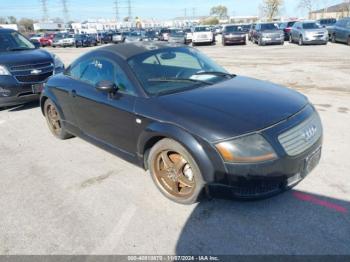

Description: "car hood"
305 28 327 33
0 49 53 67
142 76 308 142
261 30 283 34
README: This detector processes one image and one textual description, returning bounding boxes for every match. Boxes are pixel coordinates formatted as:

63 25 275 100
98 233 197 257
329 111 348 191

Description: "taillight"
285 28 291 32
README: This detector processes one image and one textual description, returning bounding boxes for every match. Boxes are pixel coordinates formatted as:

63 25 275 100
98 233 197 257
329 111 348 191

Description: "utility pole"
114 0 120 22
61 0 70 24
192 7 196 18
128 0 132 21
40 0 49 22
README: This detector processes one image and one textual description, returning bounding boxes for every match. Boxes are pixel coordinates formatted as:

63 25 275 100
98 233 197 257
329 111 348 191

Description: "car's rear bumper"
303 39 328 44
223 37 246 44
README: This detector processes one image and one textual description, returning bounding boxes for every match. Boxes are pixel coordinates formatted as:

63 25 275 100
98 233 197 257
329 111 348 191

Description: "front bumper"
0 68 62 107
223 37 246 44
0 77 41 107
261 37 284 45
303 36 328 44
208 105 323 199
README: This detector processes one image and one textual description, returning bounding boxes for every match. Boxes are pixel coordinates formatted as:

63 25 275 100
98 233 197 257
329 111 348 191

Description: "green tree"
210 5 228 19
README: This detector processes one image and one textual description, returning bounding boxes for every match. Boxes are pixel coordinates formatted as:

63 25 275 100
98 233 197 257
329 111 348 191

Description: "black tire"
148 138 205 205
331 34 336 43
298 36 303 46
289 35 293 43
44 99 74 140
222 40 226 46
347 37 350 46
258 37 263 46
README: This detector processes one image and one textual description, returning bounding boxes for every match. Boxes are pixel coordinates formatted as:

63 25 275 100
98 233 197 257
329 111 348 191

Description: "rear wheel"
44 99 73 140
331 34 336 43
148 138 205 205
347 37 350 46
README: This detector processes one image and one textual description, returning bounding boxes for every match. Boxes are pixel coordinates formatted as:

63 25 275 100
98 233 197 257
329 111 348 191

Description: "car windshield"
303 23 321 29
0 31 35 52
225 26 242 32
194 27 211 32
128 47 232 96
170 30 184 37
260 23 278 30
75 35 86 40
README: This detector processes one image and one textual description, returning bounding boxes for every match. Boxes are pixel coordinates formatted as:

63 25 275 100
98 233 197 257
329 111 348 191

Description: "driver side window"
67 57 135 95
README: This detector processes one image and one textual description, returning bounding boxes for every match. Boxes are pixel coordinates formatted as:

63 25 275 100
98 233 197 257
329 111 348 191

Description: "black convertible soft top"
100 42 185 60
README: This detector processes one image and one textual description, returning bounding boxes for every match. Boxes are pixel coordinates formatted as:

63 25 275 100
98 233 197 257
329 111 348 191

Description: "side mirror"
96 80 117 94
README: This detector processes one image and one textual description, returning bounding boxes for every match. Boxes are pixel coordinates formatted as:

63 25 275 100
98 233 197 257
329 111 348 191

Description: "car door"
336 20 346 42
68 54 138 156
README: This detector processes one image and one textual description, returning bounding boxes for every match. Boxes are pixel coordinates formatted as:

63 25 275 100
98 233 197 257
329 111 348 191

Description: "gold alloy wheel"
153 150 196 198
46 104 62 136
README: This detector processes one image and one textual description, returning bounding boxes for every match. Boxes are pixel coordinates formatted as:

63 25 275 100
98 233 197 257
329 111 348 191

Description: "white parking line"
92 204 137 254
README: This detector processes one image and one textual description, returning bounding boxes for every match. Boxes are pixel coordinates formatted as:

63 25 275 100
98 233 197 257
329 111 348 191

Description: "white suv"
192 26 214 46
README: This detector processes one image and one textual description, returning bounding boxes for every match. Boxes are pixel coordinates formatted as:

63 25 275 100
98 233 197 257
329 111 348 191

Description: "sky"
0 0 343 21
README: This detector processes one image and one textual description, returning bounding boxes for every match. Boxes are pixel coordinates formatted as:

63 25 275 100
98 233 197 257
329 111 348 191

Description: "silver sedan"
290 21 328 45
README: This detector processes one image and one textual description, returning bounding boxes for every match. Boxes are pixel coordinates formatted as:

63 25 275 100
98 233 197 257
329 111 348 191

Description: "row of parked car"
247 17 350 46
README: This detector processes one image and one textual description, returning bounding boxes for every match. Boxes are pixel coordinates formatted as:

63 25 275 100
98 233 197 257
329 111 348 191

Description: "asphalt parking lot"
0 39 350 255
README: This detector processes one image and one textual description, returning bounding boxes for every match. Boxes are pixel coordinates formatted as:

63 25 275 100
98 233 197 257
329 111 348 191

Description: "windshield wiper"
148 77 213 85
194 71 236 78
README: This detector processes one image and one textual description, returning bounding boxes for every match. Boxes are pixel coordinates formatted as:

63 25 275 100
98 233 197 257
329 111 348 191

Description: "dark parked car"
329 17 350 45
317 18 337 29
0 28 64 108
143 31 158 42
75 34 97 47
222 25 246 46
252 23 284 46
101 32 113 44
40 42 323 204
248 23 256 41
279 21 298 40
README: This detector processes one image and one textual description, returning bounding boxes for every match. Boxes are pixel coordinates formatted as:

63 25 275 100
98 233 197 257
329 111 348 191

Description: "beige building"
310 2 350 20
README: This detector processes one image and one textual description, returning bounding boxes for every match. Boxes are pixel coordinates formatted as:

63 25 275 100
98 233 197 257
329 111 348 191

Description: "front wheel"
44 99 74 140
298 36 303 46
148 138 205 205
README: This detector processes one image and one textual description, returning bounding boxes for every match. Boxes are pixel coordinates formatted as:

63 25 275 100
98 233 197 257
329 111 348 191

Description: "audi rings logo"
302 125 317 142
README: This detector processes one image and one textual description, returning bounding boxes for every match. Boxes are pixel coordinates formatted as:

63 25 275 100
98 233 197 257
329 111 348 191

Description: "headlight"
0 65 11 76
215 134 277 163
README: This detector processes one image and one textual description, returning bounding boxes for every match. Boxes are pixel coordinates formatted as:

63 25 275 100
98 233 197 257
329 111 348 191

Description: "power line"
61 0 70 23
114 0 120 21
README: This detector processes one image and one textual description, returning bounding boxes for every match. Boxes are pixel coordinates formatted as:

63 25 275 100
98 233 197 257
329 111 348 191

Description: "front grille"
278 113 322 156
10 62 53 72
10 61 54 84
15 72 53 83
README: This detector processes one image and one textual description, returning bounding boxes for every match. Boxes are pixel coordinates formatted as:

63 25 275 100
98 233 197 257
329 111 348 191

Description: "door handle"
70 90 77 97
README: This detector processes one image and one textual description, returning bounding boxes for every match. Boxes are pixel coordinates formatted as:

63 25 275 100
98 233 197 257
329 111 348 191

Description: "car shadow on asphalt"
175 190 350 255
5 102 40 112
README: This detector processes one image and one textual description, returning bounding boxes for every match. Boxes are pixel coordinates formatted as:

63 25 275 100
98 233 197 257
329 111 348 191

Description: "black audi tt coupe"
41 42 323 204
